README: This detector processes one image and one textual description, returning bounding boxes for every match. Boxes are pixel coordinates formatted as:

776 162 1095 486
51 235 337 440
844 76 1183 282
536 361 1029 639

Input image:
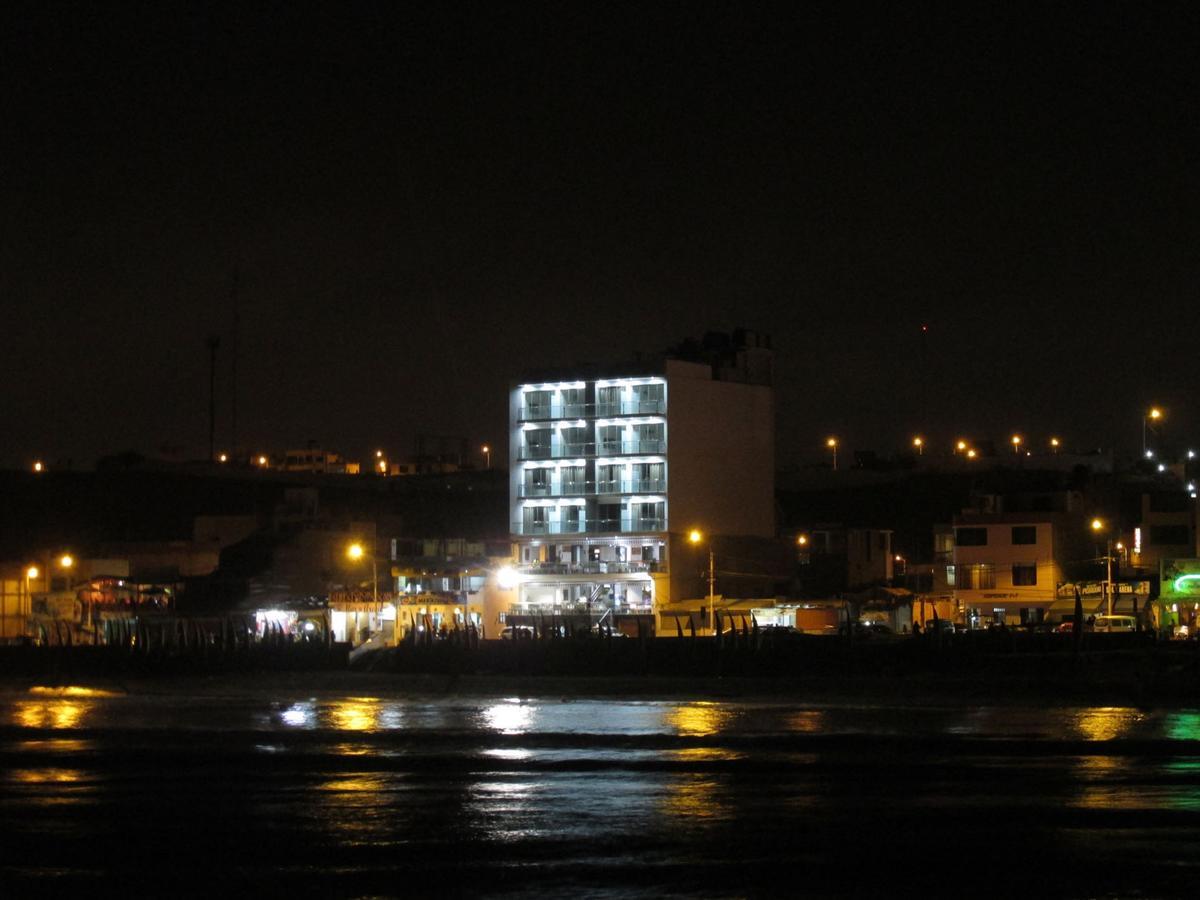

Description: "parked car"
1054 620 1075 633
499 625 534 640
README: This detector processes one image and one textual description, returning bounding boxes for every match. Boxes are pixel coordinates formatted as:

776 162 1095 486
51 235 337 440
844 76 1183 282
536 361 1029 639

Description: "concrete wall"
664 359 774 539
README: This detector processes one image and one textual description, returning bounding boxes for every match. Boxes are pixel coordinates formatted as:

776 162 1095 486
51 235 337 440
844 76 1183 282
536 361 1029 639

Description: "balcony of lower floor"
517 399 666 422
513 517 666 536
516 559 661 576
517 479 666 499
516 440 667 461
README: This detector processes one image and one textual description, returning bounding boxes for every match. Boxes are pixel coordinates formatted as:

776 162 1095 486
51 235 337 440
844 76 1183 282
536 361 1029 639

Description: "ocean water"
3 683 1200 897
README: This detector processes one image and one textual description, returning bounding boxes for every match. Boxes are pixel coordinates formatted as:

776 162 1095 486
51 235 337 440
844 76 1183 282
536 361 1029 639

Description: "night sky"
3 3 1198 471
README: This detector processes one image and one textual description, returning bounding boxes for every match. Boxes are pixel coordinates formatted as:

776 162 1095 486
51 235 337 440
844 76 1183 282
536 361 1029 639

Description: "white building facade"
508 335 774 629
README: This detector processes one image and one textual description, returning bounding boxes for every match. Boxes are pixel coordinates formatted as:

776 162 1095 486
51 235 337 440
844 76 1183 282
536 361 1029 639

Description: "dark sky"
3 2 1198 471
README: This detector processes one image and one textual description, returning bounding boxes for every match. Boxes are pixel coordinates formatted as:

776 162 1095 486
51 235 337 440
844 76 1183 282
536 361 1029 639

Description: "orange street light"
966 449 977 459
33 461 44 473
826 437 839 471
912 436 924 456
1011 434 1022 454
1050 437 1060 454
796 534 808 547
26 566 39 580
482 444 491 469
59 554 74 569
687 528 716 632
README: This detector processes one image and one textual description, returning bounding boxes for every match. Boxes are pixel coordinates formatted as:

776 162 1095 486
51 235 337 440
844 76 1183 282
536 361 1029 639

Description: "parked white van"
1092 615 1136 633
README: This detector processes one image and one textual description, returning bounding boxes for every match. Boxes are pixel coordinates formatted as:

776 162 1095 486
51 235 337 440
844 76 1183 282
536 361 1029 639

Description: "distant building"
797 525 894 594
508 330 776 632
281 447 355 475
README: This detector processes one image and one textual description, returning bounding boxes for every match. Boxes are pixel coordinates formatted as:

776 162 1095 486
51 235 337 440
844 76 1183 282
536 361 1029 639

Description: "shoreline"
4 667 1200 708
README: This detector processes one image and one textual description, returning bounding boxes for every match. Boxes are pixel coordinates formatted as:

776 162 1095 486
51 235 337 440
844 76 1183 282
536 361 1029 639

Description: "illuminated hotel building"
508 331 774 627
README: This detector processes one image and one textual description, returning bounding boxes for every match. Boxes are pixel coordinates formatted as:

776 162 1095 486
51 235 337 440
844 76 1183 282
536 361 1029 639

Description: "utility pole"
707 547 715 634
230 268 240 458
206 335 220 462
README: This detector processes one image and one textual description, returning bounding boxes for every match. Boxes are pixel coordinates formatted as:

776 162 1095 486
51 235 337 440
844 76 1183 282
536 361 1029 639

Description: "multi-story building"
507 331 775 630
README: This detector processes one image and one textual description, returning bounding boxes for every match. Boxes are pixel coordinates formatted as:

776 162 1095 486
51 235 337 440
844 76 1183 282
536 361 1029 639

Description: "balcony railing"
518 399 666 421
516 560 660 575
515 518 667 535
517 440 667 460
517 479 667 498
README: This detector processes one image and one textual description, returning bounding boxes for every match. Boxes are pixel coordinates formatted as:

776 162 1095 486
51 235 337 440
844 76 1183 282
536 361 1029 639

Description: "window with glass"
1011 563 1037 586
524 390 552 419
955 527 988 547
634 423 664 453
560 426 589 456
596 503 621 532
634 462 664 492
561 466 586 494
524 429 551 459
597 464 620 493
597 386 621 416
598 425 622 455
522 506 548 534
561 388 585 417
524 468 551 496
1011 526 1037 545
632 382 665 413
959 563 996 589
562 506 582 532
632 501 664 531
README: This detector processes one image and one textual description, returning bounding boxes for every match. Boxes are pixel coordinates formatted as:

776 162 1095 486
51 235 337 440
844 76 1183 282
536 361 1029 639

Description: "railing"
517 479 667 498
517 440 667 460
518 399 666 422
516 561 660 575
515 518 667 535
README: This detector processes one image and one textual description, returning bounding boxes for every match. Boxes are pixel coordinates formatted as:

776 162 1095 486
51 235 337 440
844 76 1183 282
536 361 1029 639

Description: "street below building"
3 680 1200 897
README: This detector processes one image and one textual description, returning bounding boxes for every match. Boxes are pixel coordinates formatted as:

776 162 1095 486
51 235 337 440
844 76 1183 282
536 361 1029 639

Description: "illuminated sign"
1161 560 1200 598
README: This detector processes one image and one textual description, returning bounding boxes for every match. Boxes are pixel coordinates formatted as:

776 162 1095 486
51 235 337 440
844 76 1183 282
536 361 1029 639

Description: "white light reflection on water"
482 700 535 734
482 748 532 761
281 701 315 728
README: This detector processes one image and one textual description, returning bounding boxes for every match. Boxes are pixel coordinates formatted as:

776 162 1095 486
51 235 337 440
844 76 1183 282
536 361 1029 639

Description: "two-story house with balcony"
507 331 775 632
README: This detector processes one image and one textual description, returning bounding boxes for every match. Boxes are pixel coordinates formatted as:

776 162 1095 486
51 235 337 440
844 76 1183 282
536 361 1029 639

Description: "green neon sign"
1174 574 1200 593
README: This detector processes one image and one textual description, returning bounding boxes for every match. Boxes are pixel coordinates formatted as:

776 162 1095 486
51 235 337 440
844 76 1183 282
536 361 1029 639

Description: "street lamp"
826 437 838 471
346 541 378 607
482 445 491 470
912 436 924 456
955 440 967 454
1050 437 1060 454
1144 407 1164 457
1011 434 1022 454
966 448 977 459
33 461 44 473
1091 518 1117 617
688 529 716 633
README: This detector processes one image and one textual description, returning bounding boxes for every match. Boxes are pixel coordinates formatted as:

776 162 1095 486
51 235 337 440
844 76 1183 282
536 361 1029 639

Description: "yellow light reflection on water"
665 702 729 736
13 700 92 729
786 711 827 733
661 775 729 822
328 698 380 732
1074 707 1142 742
9 767 83 784
28 686 119 698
